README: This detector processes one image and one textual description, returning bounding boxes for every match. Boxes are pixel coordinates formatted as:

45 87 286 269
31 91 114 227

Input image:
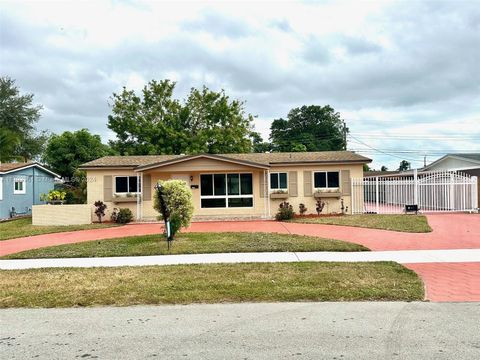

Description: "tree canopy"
107 80 256 155
0 76 47 161
269 105 348 152
43 129 112 179
398 160 411 171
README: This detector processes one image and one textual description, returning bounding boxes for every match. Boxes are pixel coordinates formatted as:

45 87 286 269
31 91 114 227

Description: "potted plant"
40 190 66 205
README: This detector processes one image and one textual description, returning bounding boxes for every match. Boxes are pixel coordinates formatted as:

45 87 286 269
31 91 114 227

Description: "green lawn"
2 232 368 259
0 262 423 308
290 214 432 233
0 217 119 241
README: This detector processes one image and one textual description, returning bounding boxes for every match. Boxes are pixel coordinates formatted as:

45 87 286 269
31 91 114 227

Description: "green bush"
115 208 133 224
40 190 66 204
275 201 295 221
153 180 194 238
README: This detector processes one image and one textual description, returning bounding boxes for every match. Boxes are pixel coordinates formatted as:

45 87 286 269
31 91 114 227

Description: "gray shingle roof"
449 153 480 162
80 151 371 169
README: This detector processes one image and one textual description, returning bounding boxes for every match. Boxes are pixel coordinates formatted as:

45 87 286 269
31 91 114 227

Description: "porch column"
136 173 142 221
267 169 271 218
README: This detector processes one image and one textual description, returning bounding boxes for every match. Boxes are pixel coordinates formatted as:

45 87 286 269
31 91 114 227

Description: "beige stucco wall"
32 204 92 225
142 158 267 219
86 159 364 220
267 164 363 216
86 168 139 222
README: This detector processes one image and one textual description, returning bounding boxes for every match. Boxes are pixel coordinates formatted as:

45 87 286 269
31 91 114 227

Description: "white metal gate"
351 170 478 214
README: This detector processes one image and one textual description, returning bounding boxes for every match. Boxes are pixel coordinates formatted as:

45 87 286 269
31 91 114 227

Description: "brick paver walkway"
1 213 479 302
405 262 480 302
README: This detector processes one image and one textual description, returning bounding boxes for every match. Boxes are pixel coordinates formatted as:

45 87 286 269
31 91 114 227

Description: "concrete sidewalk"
2 248 480 270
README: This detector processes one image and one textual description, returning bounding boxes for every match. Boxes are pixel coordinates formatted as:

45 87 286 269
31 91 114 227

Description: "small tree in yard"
316 199 325 215
299 203 307 216
153 180 194 240
94 201 107 223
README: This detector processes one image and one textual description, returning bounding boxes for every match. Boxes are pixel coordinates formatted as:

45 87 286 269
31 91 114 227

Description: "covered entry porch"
134 154 271 221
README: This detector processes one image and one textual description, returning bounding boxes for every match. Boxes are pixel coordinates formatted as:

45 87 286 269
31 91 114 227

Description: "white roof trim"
0 163 61 178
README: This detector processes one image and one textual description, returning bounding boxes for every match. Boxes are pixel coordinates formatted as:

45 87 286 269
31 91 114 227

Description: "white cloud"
1 0 479 169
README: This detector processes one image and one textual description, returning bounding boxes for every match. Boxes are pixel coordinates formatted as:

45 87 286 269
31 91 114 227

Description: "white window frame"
114 175 140 194
269 172 288 191
0 177 3 200
13 178 26 195
313 171 340 190
200 172 254 209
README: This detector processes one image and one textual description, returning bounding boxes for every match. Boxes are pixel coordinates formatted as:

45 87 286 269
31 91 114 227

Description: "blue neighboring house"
0 162 60 219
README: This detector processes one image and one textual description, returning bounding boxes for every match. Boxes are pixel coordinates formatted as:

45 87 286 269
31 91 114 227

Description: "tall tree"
398 160 411 171
269 105 348 152
250 131 272 153
0 76 46 161
0 128 20 162
43 129 112 179
183 86 254 154
107 80 256 155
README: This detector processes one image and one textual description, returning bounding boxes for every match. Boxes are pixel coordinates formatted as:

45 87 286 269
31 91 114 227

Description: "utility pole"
343 122 347 150
424 155 427 167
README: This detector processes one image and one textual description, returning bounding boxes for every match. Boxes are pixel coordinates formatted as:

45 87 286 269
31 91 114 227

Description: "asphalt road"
1 302 479 359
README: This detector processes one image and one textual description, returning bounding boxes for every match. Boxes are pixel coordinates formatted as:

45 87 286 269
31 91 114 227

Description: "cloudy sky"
1 0 479 169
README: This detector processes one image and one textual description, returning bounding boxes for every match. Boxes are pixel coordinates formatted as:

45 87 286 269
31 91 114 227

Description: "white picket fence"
351 170 478 214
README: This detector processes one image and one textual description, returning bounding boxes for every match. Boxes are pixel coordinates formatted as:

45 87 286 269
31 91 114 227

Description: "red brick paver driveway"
1 213 479 302
405 262 480 302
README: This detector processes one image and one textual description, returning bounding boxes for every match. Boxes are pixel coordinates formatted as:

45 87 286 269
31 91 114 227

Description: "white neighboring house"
422 153 480 208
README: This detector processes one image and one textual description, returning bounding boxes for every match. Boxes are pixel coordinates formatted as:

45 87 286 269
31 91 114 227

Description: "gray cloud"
338 35 382 55
181 10 252 39
1 1 479 170
269 19 292 32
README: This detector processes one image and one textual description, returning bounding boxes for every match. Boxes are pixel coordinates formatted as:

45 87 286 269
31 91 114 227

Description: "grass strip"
290 214 432 233
0 262 423 308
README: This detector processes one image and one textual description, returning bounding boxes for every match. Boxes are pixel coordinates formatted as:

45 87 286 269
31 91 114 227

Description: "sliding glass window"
201 173 253 208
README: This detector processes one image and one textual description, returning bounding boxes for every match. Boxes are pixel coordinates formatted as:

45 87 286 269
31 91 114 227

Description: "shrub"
40 190 66 204
153 180 194 239
110 208 119 222
299 203 307 216
316 199 325 215
55 181 86 204
275 201 295 221
115 208 133 224
94 200 107 223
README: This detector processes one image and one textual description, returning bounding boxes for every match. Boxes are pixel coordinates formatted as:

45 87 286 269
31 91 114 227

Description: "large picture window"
115 176 140 193
314 171 339 189
201 173 253 208
270 172 287 190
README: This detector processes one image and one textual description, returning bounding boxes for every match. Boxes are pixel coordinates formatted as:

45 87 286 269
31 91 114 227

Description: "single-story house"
0 162 60 219
422 153 480 208
79 151 371 221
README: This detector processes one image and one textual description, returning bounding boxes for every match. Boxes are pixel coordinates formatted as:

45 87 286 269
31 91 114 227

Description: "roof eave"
79 165 138 170
135 154 270 172
269 159 372 165
0 162 61 178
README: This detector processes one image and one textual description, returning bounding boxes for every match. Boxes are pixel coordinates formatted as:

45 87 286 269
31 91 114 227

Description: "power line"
348 135 424 163
348 149 479 155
